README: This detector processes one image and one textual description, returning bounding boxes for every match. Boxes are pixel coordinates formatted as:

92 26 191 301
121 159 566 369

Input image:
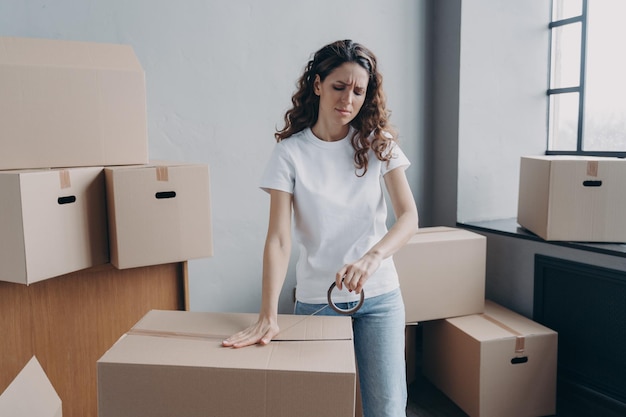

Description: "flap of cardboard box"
130 310 353 342
98 310 355 376
0 356 62 417
0 36 141 71
447 300 557 350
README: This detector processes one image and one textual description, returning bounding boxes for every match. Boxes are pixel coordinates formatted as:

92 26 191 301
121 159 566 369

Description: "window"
548 0 626 156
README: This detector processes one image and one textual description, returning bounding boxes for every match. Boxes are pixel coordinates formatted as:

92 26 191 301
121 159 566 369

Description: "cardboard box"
0 167 108 284
517 155 626 242
422 300 558 417
97 310 356 417
0 36 148 170
0 356 62 417
105 162 213 269
394 226 486 323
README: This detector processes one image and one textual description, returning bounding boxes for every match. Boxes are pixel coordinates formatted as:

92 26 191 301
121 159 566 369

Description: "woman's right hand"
221 316 280 348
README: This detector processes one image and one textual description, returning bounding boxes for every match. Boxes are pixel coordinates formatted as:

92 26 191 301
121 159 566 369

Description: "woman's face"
314 62 369 129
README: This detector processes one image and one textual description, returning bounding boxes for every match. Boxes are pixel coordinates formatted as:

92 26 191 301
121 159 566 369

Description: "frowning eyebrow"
334 81 366 93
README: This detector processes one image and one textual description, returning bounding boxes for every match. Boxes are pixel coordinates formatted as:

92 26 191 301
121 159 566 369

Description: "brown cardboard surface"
394 226 486 323
105 162 213 269
0 36 148 170
518 155 626 242
423 300 558 417
0 167 108 284
0 356 62 417
97 310 356 417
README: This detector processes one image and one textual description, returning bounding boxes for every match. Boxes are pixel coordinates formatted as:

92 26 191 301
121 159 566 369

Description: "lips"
336 108 351 116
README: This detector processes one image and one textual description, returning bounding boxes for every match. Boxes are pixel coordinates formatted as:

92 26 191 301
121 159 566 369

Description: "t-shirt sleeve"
260 142 295 194
381 142 411 176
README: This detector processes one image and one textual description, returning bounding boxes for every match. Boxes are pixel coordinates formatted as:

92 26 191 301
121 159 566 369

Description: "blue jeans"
294 288 407 417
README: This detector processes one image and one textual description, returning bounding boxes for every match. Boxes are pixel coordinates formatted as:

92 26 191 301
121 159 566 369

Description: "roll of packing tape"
327 280 365 315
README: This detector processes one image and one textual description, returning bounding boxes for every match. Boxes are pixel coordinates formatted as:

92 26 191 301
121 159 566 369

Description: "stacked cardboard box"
0 36 148 170
517 155 626 242
394 226 487 323
105 162 212 269
394 226 558 417
0 167 108 284
423 300 558 417
0 36 213 285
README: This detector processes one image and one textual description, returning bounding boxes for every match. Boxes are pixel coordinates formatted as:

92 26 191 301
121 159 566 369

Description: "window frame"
547 0 626 157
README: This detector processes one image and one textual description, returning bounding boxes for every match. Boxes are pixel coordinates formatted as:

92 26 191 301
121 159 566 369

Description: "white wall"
427 0 551 226
0 0 426 313
457 0 550 222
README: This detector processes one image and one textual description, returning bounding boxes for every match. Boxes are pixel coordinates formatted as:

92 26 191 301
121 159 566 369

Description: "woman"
223 39 418 417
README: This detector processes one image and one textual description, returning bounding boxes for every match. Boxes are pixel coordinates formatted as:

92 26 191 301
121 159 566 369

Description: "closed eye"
333 85 365 96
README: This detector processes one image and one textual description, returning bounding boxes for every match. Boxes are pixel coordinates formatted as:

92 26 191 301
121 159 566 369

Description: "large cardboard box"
0 356 62 417
0 36 148 170
394 226 486 323
517 155 626 242
97 310 356 417
0 167 108 284
422 300 558 417
105 162 213 269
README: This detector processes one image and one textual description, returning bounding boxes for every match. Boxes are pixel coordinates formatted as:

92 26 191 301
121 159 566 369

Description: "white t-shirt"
260 127 410 304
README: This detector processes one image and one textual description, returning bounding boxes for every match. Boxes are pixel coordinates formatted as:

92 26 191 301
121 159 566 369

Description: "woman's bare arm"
222 189 293 348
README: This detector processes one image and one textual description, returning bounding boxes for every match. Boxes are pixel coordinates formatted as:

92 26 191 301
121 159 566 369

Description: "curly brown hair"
275 39 397 176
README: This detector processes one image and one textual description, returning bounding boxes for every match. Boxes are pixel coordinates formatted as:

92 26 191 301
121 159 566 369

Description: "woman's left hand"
336 251 383 294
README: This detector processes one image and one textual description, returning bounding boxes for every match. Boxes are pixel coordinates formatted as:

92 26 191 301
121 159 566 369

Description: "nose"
341 90 353 104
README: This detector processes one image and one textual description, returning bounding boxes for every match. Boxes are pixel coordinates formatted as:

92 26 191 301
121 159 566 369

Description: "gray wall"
427 0 461 227
0 0 427 313
425 0 550 226
4 0 618 319
456 0 551 223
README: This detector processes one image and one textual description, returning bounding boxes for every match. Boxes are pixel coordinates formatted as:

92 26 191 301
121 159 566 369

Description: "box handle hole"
155 191 176 199
583 180 602 187
511 356 528 365
57 196 76 205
